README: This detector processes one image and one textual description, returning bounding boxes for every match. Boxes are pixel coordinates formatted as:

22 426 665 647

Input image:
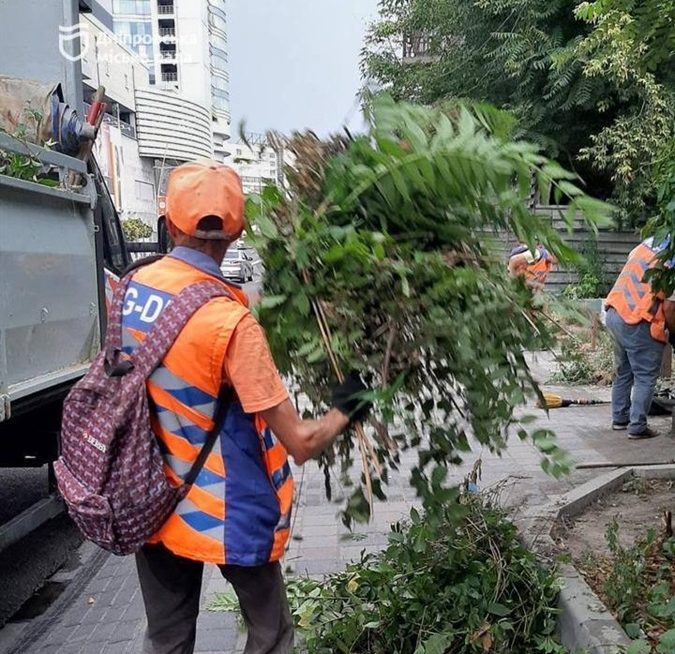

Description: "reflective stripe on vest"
605 241 667 343
121 259 293 565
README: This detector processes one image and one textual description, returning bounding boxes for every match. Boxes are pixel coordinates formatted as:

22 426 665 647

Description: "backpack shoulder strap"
104 258 164 354
130 281 237 380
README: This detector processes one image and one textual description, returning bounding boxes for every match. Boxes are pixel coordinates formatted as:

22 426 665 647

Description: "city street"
0 354 672 653
1 0 673 652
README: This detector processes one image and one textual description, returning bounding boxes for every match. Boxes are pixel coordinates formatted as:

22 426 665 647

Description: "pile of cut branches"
246 97 611 524
285 496 566 654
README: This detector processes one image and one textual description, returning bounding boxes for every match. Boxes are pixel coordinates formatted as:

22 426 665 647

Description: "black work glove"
332 372 371 424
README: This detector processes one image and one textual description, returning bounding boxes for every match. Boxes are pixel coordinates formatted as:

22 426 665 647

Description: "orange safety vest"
120 252 293 565
605 240 668 343
525 255 553 285
508 246 553 286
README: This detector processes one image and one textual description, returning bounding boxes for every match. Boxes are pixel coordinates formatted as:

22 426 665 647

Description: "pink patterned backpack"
54 270 230 555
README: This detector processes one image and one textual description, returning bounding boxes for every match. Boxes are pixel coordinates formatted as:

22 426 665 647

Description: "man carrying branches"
124 160 369 654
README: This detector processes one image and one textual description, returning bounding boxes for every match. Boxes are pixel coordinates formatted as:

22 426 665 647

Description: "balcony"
157 4 174 15
158 27 176 38
159 50 177 60
161 72 178 82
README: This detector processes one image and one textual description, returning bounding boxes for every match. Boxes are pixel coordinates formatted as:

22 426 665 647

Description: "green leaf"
488 602 511 617
254 212 279 239
415 633 453 654
626 640 651 654
259 295 287 309
625 623 642 639
658 629 675 653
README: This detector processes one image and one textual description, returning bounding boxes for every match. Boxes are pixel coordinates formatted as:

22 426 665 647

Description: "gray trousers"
605 308 665 434
135 544 294 654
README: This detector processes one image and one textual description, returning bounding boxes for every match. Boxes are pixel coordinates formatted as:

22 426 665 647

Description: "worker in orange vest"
122 161 371 653
508 243 556 290
605 237 675 439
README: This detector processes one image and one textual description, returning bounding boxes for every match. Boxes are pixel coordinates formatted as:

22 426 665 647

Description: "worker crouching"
508 243 556 290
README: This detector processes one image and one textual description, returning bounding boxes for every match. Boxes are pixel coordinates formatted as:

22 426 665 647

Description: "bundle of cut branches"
246 97 611 524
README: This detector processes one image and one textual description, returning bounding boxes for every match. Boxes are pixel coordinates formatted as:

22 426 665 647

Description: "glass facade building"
112 0 155 83
208 0 230 123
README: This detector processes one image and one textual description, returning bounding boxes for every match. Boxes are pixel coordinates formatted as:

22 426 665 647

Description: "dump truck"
0 0 131 549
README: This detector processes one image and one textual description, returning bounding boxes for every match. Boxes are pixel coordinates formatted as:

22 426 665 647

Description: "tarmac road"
0 467 83 629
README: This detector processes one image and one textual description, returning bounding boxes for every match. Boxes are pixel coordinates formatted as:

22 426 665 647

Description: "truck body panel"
0 160 100 407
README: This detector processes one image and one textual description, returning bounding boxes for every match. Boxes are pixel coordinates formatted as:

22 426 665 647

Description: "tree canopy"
363 0 675 227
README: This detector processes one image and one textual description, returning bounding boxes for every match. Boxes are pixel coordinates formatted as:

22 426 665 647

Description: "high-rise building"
81 5 214 233
111 0 231 156
111 1 156 82
223 136 293 195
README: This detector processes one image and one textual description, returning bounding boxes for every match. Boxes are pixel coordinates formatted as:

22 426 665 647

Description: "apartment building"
111 0 231 158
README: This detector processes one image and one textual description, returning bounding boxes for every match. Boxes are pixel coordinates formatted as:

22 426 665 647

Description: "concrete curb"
555 468 633 521
533 465 675 654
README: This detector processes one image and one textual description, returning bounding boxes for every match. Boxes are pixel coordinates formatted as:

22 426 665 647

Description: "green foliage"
552 331 614 385
248 97 611 523
562 239 607 299
283 498 565 653
562 272 603 300
121 218 153 241
573 0 675 227
363 0 675 226
639 154 675 296
598 520 675 652
363 1 614 198
0 105 58 186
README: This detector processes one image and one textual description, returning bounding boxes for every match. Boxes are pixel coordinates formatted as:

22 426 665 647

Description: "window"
212 75 229 91
134 180 155 202
211 52 228 72
113 19 153 59
113 0 151 15
212 95 230 113
124 74 129 89
212 87 230 100
211 34 228 52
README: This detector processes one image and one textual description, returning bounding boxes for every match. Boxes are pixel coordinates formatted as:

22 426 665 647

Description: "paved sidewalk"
3 353 673 653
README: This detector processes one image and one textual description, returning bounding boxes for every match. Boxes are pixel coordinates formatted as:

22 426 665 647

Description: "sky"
227 0 381 138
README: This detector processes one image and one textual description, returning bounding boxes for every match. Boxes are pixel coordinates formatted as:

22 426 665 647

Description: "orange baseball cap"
164 160 245 240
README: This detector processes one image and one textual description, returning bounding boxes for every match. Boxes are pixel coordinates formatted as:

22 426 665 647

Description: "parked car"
221 247 254 282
